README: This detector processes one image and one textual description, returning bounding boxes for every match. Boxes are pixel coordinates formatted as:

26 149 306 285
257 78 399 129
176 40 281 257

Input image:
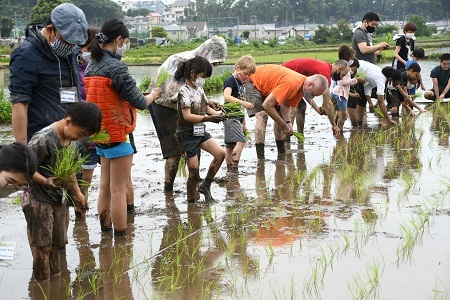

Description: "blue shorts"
81 148 99 169
332 93 348 110
96 142 135 159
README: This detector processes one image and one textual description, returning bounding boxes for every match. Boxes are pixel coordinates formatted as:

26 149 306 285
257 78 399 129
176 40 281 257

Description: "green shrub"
0 88 12 123
203 70 233 93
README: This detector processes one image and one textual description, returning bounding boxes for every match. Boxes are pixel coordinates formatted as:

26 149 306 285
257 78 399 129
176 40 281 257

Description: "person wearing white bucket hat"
9 3 88 145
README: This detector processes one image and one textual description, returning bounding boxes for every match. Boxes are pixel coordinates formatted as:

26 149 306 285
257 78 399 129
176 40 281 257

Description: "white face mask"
387 83 395 90
115 39 127 57
405 33 415 39
81 51 91 63
406 82 415 89
194 77 206 87
347 59 354 66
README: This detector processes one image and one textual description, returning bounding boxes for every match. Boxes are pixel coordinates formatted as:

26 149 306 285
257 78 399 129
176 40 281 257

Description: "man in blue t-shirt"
425 53 450 101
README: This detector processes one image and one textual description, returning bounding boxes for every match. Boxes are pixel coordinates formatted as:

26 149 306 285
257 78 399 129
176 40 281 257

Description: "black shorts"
148 102 181 159
429 88 450 100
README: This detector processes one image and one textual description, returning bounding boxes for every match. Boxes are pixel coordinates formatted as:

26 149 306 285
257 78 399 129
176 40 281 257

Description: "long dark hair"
174 56 212 82
0 143 37 182
90 19 129 61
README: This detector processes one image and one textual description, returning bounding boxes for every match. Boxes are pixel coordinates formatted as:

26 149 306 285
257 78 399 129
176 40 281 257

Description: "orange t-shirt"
249 64 307 107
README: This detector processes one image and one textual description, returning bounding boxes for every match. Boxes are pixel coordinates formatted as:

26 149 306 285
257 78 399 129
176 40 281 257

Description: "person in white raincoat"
147 36 227 192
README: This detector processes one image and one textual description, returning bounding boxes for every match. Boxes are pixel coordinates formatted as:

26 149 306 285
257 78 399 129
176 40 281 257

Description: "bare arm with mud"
262 93 293 135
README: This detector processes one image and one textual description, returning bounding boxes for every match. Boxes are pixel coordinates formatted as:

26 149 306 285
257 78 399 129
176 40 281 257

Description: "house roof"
171 0 192 6
163 24 187 31
182 21 207 31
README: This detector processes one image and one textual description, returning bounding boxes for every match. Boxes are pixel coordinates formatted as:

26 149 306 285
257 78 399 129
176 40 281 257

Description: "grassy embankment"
121 37 450 65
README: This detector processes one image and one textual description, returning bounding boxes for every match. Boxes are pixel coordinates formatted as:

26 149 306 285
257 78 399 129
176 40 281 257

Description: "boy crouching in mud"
22 102 102 280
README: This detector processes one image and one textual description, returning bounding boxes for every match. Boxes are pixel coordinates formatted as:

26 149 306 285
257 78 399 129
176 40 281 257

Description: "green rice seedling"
139 75 151 92
9 196 21 205
177 156 187 177
373 107 384 118
87 269 103 297
354 69 367 81
223 102 245 118
292 132 305 142
244 129 252 142
411 92 423 100
87 130 109 143
155 69 170 87
42 146 88 194
35 282 48 300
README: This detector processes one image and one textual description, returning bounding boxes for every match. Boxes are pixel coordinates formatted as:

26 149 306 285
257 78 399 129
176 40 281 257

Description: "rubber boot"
198 177 215 202
276 139 286 154
256 143 265 159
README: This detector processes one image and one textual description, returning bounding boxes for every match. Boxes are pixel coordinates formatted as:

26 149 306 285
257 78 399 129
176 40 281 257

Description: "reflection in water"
430 102 450 148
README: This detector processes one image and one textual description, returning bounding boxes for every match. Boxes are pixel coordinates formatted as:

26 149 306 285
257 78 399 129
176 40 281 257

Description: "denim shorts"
96 142 135 159
332 93 348 110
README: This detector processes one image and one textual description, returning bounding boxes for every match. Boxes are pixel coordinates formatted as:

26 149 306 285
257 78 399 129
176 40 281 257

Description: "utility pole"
274 15 278 40
251 15 257 40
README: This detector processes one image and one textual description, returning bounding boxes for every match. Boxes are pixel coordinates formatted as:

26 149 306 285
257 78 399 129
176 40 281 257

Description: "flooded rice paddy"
0 62 450 299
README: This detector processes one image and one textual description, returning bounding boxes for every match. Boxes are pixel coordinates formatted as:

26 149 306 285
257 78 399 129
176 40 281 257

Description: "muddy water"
0 62 449 299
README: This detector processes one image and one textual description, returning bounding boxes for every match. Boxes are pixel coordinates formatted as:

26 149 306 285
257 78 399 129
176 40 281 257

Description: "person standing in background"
393 22 417 70
352 12 389 64
9 3 88 144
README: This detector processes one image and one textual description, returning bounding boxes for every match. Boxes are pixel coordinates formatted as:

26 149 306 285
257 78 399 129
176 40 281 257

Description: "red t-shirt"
250 64 307 107
282 58 332 86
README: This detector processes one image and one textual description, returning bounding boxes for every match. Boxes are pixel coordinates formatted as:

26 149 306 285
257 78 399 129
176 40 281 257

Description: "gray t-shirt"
177 84 208 129
28 124 77 205
352 27 375 64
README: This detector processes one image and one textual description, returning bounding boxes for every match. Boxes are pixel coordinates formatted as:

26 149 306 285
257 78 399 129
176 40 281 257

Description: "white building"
162 24 189 41
162 0 195 24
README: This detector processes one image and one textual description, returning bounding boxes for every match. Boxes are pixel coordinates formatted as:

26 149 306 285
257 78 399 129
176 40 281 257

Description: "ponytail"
90 19 129 62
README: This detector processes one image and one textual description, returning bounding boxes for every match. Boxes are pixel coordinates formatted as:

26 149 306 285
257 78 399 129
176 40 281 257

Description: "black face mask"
366 24 376 33
332 71 341 81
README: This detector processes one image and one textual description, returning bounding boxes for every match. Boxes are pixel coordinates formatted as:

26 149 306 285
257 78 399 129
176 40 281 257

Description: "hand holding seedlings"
204 114 227 123
45 177 59 189
208 101 223 111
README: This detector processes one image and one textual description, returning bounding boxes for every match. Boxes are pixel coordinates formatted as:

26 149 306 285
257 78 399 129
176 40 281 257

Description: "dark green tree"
408 14 437 37
313 25 329 44
73 0 124 27
241 30 250 38
29 0 68 25
152 26 167 38
0 16 13 36
126 8 151 17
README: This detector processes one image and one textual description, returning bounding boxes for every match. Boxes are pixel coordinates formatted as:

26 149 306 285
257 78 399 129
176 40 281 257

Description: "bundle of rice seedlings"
374 107 384 117
155 69 170 87
411 92 423 100
223 102 245 118
292 132 305 142
177 156 187 177
355 69 367 81
87 130 109 144
43 146 87 191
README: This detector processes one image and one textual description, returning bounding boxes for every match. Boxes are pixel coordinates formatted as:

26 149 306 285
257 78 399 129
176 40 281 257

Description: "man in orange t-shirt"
246 64 328 159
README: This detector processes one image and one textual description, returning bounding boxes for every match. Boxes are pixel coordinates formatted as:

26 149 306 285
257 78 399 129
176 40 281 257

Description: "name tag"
193 123 205 136
60 87 78 103
0 241 16 260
